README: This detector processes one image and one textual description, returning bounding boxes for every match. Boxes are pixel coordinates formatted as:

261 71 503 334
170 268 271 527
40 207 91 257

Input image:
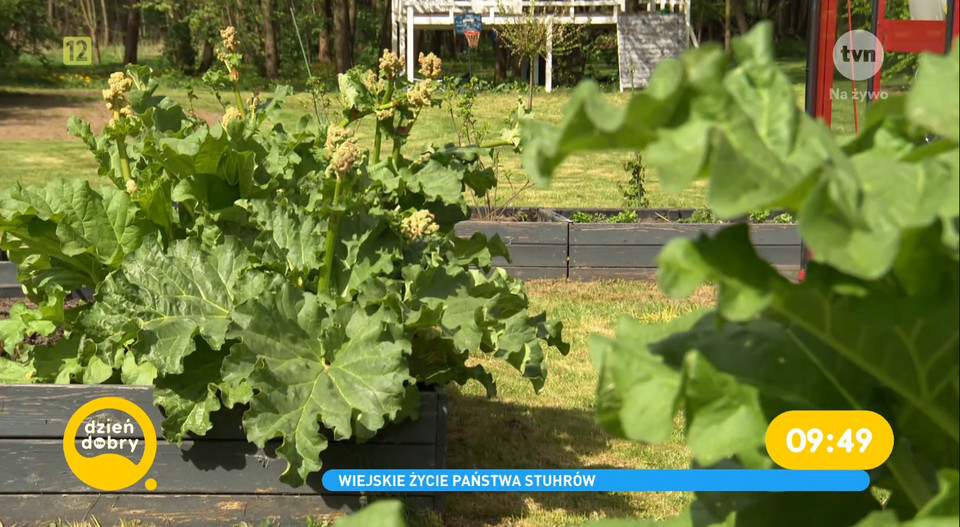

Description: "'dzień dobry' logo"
63 397 158 491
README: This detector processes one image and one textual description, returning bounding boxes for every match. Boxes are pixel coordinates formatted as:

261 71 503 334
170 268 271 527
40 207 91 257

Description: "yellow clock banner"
765 410 895 470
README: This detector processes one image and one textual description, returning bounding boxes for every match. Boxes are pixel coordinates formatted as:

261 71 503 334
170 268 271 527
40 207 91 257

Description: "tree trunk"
198 38 215 73
378 0 391 57
731 0 749 35
331 0 354 72
527 57 535 110
494 32 508 82
318 0 332 63
100 0 109 46
262 0 279 78
123 0 140 63
78 0 102 64
724 0 732 49
348 0 358 40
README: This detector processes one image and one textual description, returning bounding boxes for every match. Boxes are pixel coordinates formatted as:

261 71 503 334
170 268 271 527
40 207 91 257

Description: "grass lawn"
0 76 906 211
441 280 712 527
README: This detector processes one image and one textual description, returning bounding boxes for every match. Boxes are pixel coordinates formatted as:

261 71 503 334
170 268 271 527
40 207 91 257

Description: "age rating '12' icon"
63 37 93 65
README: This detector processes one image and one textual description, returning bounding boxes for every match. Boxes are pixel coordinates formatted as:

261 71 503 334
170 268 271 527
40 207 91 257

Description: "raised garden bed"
455 207 571 280
456 208 801 280
568 221 801 280
0 384 447 525
2 209 803 289
0 258 18 298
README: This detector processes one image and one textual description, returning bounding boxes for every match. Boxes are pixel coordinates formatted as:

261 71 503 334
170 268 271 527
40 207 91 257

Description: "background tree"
76 0 101 63
330 0 353 72
261 0 278 77
123 0 140 63
496 0 583 110
0 0 53 66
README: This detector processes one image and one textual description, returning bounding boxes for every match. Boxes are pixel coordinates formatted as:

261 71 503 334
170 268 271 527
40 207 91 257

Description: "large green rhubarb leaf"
226 285 412 486
0 180 155 289
522 23 959 280
85 237 272 375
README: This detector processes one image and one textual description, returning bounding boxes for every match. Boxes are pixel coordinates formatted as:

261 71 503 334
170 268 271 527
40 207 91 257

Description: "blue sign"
322 469 870 493
455 13 483 34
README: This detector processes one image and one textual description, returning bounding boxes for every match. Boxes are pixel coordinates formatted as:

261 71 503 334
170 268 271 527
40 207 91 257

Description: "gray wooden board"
569 224 800 245
0 494 436 525
0 384 440 444
569 245 801 267
0 439 439 494
455 222 568 244
2 261 23 298
490 244 567 268
569 265 801 282
0 285 22 298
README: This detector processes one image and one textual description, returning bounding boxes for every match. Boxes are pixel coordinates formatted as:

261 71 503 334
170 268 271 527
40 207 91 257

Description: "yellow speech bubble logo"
63 397 158 491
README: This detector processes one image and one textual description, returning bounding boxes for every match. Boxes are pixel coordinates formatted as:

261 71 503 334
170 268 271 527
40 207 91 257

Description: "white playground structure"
390 0 693 91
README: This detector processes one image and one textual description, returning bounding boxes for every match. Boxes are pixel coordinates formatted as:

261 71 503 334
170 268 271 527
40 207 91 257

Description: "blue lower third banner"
322 469 869 492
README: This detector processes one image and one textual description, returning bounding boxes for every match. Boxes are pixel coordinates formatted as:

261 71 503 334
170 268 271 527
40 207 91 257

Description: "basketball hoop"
465 29 481 49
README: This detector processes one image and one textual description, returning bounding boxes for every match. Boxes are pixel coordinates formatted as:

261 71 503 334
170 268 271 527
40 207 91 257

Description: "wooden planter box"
0 260 19 298
568 223 801 280
0 384 447 526
455 208 571 280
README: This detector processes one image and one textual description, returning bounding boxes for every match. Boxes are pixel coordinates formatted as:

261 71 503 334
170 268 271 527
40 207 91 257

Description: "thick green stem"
116 136 132 182
477 138 514 149
318 175 344 293
373 126 383 163
373 80 396 163
232 80 247 119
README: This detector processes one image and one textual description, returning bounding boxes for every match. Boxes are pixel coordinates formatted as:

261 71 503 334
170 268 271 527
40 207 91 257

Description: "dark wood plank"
0 494 436 525
1 261 18 284
0 285 22 298
570 245 801 267
0 439 439 494
569 224 800 245
492 244 567 268
455 222 568 244
569 265 801 282
0 384 440 444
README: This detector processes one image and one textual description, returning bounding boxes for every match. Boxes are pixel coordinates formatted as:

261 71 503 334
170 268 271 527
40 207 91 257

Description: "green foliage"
619 153 650 208
0 50 567 487
679 208 721 224
526 23 959 527
772 212 795 224
0 0 52 66
748 209 770 223
569 210 638 224
333 500 405 527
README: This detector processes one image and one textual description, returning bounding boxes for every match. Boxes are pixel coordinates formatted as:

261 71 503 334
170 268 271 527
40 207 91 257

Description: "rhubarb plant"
524 23 958 527
0 31 567 486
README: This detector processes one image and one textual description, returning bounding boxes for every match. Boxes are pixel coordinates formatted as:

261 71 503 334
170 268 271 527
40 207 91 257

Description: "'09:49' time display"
765 411 894 470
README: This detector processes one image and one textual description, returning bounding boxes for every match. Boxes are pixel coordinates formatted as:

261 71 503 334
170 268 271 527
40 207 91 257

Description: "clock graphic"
765 410 894 470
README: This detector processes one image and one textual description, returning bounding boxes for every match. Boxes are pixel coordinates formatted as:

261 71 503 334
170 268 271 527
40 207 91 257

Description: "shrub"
0 42 567 487
523 23 960 526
